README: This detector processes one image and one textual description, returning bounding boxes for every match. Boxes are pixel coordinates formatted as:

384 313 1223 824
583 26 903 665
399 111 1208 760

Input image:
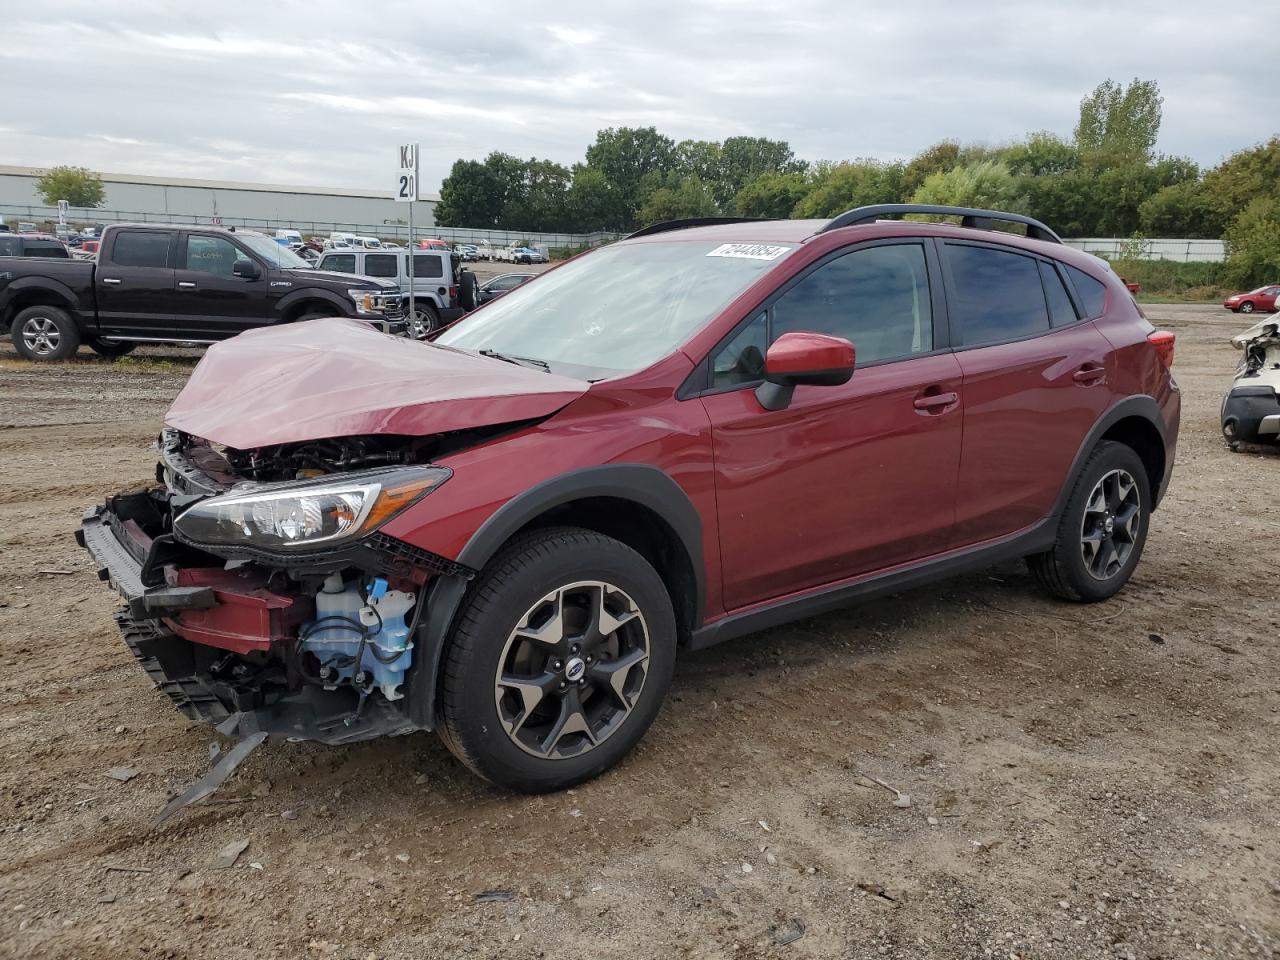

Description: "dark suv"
79 205 1179 793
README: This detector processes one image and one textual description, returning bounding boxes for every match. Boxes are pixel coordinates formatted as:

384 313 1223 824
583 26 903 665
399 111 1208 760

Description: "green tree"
1137 181 1212 237
564 166 620 233
504 158 572 232
734 171 812 219
1199 136 1280 238
910 160 1027 214
637 176 718 226
675 139 722 183
1074 78 1163 162
1003 132 1078 177
435 158 504 227
714 136 804 210
1223 195 1280 288
792 160 906 218
584 126 678 229
35 165 105 208
902 141 961 195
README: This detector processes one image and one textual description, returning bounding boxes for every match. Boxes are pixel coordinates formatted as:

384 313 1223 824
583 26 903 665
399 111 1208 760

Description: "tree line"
435 79 1280 285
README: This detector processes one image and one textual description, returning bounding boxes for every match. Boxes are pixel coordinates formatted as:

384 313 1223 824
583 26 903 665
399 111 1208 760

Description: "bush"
1106 258 1229 300
1222 195 1280 289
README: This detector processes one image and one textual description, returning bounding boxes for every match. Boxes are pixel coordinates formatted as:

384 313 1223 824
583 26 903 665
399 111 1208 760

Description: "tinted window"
112 231 172 268
772 243 933 364
23 239 68 258
364 254 398 278
184 235 251 277
947 245 1049 345
320 254 357 274
711 311 768 389
493 275 528 291
1040 261 1079 327
1064 264 1107 319
0 236 18 256
413 254 444 279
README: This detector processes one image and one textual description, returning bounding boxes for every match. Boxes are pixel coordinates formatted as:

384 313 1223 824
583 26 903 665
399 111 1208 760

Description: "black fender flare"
275 287 351 321
405 464 705 729
1 275 89 329
1050 394 1168 518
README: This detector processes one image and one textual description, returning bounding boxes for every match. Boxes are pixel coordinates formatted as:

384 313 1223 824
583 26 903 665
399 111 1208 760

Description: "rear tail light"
1148 330 1175 368
449 286 458 298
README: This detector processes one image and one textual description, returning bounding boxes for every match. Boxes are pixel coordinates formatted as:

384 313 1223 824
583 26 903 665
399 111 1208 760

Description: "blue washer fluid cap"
367 577 389 602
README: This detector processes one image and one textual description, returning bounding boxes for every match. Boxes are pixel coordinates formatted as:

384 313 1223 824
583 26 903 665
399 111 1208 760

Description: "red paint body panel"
702 352 963 608
164 568 313 654
952 320 1115 544
765 331 856 377
164 318 588 449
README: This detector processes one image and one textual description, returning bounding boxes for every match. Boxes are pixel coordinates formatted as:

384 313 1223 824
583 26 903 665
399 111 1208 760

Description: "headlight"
347 288 379 315
173 466 449 551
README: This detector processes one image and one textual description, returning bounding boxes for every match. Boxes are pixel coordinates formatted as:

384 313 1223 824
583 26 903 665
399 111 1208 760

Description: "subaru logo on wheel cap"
564 657 586 682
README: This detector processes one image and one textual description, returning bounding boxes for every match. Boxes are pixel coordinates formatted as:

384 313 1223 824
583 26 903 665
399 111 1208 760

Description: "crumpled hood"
165 318 588 449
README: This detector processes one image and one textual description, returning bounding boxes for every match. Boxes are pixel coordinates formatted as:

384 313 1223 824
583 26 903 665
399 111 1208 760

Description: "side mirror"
755 331 856 412
233 259 261 280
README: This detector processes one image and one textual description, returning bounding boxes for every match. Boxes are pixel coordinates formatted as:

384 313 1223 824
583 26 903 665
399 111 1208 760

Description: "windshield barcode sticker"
706 243 791 261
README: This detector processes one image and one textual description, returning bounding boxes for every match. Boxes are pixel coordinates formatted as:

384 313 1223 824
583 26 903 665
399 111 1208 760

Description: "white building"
0 164 439 233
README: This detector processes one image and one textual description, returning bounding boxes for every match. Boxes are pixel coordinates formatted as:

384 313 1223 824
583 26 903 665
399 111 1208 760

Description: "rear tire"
87 337 137 358
11 305 80 361
1027 441 1150 602
438 527 677 792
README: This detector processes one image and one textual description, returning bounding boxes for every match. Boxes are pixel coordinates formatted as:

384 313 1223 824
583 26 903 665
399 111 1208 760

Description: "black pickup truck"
0 223 403 360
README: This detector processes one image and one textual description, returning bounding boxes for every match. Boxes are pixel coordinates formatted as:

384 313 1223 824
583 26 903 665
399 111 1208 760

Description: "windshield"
239 233 310 268
437 240 792 376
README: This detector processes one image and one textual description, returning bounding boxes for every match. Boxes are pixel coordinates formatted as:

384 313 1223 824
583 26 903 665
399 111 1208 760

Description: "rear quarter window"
945 244 1050 346
413 254 444 279
363 254 398 278
1064 264 1108 319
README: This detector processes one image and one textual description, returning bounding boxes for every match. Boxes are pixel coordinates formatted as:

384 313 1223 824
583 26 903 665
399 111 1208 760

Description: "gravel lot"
0 303 1276 960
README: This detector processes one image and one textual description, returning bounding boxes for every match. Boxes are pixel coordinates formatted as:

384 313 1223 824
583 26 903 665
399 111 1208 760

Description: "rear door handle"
178 281 197 288
913 390 959 412
101 278 121 285
1073 363 1107 384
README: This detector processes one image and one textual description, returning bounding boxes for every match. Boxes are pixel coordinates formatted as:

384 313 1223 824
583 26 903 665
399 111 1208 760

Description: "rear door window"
1040 261 1079 327
364 254 398 278
1063 264 1108 319
413 254 444 278
945 244 1049 346
112 231 173 268
23 239 68 258
0 236 18 256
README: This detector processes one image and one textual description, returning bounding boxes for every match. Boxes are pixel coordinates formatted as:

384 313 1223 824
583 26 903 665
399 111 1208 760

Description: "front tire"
1027 441 1150 602
11 305 80 361
410 304 440 339
1239 301 1255 314
438 527 677 792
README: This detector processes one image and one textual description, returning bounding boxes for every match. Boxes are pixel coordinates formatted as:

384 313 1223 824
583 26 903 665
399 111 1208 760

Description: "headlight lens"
347 288 379 315
173 466 449 551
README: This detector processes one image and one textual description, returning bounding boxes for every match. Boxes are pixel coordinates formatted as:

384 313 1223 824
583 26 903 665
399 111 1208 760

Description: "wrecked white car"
1221 317 1280 447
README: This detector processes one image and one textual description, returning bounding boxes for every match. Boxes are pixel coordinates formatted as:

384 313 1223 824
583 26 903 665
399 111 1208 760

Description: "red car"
1223 285 1280 314
78 204 1180 793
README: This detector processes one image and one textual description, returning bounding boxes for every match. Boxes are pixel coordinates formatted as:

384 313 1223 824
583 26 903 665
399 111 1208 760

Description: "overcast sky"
3 0 1274 193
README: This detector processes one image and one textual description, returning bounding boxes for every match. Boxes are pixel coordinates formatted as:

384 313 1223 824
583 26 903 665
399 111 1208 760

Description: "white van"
354 235 383 249
275 229 303 244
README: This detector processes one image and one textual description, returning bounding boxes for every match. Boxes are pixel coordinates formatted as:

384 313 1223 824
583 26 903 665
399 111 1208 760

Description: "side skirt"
688 517 1057 651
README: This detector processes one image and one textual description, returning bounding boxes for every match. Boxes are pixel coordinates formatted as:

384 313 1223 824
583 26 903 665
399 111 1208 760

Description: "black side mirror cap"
233 260 261 279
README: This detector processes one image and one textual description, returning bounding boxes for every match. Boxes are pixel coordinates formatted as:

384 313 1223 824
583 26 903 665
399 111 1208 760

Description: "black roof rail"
819 204 1061 243
627 216 777 240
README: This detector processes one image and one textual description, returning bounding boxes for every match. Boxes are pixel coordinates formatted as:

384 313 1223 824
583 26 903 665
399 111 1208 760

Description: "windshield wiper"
478 348 550 372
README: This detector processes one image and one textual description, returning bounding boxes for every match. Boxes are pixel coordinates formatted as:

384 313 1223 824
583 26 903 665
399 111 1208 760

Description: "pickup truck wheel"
438 527 677 793
1027 441 1150 602
12 306 80 361
87 338 137 358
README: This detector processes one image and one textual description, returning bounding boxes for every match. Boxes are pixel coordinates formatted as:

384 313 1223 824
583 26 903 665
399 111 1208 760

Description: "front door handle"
178 281 197 289
913 390 959 412
101 277 121 285
1073 363 1107 384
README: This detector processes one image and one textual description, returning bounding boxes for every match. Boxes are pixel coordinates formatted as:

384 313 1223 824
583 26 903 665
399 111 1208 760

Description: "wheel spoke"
1113 502 1140 543
497 672 559 734
540 687 596 755
514 587 567 647
583 584 640 647
588 645 648 711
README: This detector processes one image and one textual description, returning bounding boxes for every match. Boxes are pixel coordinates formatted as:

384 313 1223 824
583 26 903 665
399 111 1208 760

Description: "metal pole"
407 148 415 336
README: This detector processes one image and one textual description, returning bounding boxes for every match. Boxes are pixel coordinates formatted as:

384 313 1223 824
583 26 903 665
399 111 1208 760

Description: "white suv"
314 247 478 335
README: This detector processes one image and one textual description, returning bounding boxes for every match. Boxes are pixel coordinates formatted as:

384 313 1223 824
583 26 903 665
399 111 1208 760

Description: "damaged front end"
1222 318 1280 446
77 428 474 745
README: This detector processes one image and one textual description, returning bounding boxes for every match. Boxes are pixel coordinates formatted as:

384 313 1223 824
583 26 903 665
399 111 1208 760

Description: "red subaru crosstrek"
79 205 1180 792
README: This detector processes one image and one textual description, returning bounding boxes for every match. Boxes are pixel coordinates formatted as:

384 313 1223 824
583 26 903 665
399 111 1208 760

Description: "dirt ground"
0 303 1276 960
